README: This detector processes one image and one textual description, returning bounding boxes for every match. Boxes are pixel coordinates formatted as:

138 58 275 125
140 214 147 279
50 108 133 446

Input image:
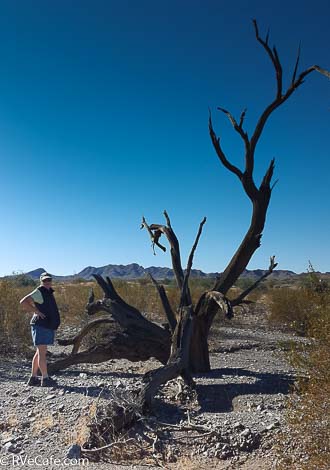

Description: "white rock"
266 423 277 431
233 422 243 429
240 428 251 437
45 394 56 400
3 442 19 453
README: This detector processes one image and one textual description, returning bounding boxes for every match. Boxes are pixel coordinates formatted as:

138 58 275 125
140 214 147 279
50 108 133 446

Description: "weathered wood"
148 273 177 333
49 276 172 373
49 325 170 374
57 317 115 354
139 306 194 412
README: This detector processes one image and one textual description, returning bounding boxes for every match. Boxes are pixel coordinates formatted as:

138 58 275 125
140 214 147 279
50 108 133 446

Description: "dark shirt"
30 286 61 330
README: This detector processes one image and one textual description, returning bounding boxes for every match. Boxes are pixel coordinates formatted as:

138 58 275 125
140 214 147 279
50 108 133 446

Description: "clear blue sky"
0 0 329 276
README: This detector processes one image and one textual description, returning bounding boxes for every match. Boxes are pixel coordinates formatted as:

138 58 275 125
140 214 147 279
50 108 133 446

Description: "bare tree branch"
209 111 243 180
250 20 328 157
253 19 282 99
148 273 177 332
314 65 330 79
88 288 95 305
291 42 301 85
142 211 185 290
185 217 207 282
231 256 278 306
239 108 247 129
180 217 207 309
260 158 275 192
163 210 172 228
57 317 115 354
217 107 249 148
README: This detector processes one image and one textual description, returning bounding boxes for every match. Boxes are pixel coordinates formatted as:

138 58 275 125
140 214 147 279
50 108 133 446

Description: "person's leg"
31 349 39 377
37 345 49 378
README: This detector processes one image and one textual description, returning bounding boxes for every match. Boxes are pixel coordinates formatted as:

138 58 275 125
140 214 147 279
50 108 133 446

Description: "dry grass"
65 414 93 447
0 280 32 353
55 282 95 327
168 455 228 469
31 414 55 435
0 275 264 356
3 412 19 429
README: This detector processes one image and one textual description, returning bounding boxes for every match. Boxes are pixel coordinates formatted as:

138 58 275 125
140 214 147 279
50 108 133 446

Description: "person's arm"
20 295 46 319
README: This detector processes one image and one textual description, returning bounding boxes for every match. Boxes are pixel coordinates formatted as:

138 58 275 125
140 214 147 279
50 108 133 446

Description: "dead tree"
48 288 171 374
50 21 328 379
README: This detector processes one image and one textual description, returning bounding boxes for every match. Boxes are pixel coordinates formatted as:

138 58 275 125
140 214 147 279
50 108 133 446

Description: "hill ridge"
23 263 298 281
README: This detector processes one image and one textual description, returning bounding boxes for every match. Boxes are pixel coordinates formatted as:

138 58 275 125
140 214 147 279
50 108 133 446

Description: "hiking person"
20 272 61 387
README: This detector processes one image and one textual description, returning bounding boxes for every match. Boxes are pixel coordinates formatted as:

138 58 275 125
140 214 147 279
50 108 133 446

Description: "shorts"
31 325 55 346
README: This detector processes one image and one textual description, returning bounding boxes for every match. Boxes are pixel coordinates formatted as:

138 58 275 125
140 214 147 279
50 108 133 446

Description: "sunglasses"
43 279 52 282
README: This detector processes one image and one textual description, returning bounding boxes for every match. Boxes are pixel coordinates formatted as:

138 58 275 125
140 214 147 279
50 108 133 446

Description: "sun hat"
40 272 52 282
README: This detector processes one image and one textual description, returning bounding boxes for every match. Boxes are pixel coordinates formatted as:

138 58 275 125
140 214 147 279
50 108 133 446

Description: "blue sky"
0 0 329 276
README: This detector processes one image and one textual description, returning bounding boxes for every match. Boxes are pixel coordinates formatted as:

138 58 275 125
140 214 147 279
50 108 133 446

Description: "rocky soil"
0 310 308 469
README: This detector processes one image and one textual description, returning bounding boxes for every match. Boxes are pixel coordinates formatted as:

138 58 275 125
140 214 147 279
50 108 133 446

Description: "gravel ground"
0 314 308 470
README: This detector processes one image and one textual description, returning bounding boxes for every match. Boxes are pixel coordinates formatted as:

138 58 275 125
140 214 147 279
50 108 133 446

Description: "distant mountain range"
23 263 300 282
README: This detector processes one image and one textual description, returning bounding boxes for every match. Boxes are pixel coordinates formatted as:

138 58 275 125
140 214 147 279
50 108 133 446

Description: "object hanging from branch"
141 217 166 255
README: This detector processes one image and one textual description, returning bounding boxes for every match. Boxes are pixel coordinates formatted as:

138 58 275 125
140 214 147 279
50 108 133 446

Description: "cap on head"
40 272 52 282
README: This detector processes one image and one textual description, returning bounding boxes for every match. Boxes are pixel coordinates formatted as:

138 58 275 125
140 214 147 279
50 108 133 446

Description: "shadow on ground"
196 367 295 413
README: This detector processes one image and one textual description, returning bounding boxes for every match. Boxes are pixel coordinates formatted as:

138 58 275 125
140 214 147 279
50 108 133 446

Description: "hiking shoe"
41 376 57 388
26 376 40 386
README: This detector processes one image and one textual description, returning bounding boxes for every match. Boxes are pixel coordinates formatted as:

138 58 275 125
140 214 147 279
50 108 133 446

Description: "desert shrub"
300 261 329 294
189 277 215 291
268 287 316 335
9 271 37 288
269 263 329 335
0 280 31 352
71 277 88 284
277 287 330 469
234 276 255 290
